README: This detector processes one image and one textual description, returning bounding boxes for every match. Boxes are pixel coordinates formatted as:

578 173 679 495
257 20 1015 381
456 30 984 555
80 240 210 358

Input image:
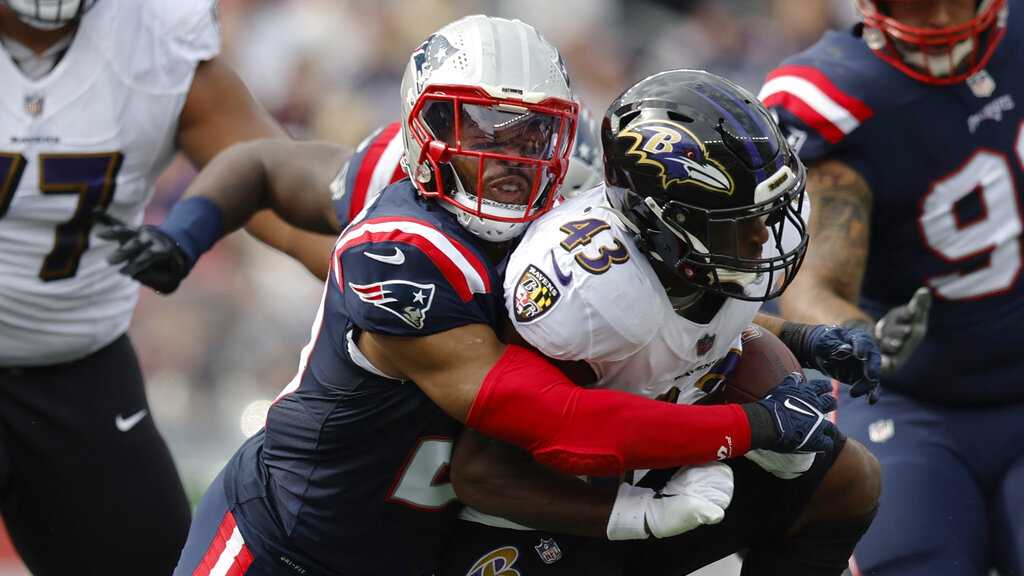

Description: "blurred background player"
0 0 287 573
761 0 1024 574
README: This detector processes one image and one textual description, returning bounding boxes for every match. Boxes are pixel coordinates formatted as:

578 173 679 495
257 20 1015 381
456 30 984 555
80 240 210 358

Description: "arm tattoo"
804 160 873 304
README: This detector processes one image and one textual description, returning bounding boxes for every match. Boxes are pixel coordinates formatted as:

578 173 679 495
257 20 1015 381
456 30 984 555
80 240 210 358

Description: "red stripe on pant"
192 511 254 576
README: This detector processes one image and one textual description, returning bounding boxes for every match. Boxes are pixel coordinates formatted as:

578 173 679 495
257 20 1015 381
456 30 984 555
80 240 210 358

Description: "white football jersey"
0 0 220 365
459 184 768 529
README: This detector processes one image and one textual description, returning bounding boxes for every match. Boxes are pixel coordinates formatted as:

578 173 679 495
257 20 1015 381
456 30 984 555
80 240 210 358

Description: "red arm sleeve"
466 345 752 476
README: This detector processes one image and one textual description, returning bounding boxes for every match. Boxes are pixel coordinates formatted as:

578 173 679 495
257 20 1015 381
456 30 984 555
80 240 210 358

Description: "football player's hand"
807 325 881 404
875 287 931 377
94 212 190 294
606 463 734 540
752 372 837 454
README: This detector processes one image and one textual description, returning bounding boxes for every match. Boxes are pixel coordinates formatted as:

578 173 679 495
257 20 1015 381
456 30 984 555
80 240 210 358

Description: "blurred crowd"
136 0 859 497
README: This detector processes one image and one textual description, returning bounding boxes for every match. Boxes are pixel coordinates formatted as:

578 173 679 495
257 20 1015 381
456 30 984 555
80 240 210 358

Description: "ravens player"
132 16 844 576
437 70 883 576
762 0 1023 574
0 0 288 573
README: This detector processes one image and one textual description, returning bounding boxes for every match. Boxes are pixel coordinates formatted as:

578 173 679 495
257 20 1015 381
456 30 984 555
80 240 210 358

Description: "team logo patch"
534 538 562 564
466 546 520 576
513 265 561 323
618 119 734 195
350 280 435 329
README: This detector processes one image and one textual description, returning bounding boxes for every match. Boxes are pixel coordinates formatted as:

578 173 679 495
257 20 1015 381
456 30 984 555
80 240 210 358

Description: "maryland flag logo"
513 265 561 323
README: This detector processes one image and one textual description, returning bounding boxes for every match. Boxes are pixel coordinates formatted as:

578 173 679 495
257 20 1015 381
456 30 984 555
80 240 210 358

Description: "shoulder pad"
335 216 495 336
758 29 923 160
332 122 407 228
506 192 664 361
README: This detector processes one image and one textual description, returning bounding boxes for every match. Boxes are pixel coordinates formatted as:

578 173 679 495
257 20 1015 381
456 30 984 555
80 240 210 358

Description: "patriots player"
762 0 1024 574
435 70 883 576
118 16 849 576
0 0 290 573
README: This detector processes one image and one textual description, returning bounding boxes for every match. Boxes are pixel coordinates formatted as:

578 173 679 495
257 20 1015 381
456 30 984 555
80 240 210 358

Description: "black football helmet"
603 69 808 302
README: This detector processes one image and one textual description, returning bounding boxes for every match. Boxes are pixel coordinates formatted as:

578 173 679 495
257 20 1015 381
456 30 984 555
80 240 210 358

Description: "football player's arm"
450 428 613 538
176 57 344 235
364 324 763 476
778 159 875 327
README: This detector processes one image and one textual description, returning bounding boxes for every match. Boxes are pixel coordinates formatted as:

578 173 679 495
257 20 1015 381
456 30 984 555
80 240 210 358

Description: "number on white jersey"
918 122 1024 300
0 151 123 280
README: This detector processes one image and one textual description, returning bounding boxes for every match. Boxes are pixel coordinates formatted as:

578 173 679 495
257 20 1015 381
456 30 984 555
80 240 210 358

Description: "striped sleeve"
332 217 495 336
330 122 408 229
758 65 874 159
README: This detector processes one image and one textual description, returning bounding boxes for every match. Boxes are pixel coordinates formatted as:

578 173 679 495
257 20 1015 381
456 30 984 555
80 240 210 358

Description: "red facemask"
856 0 1008 85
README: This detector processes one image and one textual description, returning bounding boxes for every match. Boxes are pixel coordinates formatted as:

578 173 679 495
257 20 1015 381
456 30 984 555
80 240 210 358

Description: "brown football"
721 325 803 403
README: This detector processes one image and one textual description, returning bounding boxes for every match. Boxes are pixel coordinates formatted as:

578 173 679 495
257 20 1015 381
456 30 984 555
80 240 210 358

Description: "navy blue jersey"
223 180 504 575
761 7 1024 405
330 122 406 230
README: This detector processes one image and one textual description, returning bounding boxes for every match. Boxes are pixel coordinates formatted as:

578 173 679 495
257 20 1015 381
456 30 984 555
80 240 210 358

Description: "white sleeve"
504 220 664 363
114 0 221 94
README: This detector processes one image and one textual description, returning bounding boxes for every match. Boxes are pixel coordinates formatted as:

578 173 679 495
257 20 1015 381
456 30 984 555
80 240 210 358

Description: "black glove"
780 322 882 403
744 372 838 454
875 287 931 376
94 212 190 294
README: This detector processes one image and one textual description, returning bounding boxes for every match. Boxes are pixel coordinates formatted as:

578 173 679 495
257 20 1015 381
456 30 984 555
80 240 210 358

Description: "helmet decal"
411 34 461 94
618 119 734 196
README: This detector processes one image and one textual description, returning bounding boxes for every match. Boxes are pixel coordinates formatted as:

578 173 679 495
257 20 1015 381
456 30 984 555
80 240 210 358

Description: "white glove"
876 286 932 376
745 449 816 480
606 462 734 540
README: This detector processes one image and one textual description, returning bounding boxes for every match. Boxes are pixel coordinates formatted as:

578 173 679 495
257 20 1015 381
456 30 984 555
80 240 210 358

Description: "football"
721 325 803 403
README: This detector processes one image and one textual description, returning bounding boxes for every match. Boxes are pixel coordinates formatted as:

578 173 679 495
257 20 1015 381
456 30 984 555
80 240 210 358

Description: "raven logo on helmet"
618 119 734 196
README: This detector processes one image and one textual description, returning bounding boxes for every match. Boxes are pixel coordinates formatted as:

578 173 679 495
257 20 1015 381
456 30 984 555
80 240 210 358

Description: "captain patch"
513 264 561 323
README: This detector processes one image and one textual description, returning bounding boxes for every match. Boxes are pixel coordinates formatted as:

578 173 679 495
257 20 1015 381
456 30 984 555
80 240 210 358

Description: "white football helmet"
2 0 97 30
400 14 578 242
560 106 603 198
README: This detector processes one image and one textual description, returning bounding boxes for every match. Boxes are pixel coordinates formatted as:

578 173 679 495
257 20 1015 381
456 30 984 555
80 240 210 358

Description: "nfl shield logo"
534 538 562 564
967 70 996 98
24 93 44 117
696 333 716 356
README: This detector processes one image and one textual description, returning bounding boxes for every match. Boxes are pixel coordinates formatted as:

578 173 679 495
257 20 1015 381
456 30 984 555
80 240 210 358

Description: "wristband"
159 196 225 267
606 483 652 541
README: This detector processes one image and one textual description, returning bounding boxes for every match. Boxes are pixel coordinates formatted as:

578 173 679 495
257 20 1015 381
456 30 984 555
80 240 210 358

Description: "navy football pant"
837 388 1024 576
177 469 325 576
0 334 191 575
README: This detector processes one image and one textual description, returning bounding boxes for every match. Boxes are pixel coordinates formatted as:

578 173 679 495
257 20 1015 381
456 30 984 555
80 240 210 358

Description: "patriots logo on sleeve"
350 280 436 329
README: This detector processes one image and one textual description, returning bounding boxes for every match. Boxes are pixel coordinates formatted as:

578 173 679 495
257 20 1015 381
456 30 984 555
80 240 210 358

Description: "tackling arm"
363 323 834 476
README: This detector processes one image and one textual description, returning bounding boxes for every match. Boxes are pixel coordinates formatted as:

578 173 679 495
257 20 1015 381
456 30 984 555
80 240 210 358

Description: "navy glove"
780 322 881 404
95 212 191 294
745 373 838 454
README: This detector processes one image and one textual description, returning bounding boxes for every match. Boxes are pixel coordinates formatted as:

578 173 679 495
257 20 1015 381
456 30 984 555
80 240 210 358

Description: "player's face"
881 0 977 28
704 217 771 262
447 105 558 206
